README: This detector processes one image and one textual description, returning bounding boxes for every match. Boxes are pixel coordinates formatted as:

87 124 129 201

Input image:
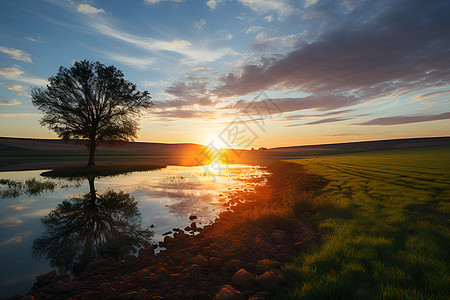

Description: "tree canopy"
32 60 153 166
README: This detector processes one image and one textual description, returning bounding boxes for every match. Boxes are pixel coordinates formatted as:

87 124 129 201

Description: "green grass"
40 163 166 178
279 147 450 299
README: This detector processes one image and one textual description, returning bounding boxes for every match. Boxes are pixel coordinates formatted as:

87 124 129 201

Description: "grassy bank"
279 147 450 299
41 163 166 178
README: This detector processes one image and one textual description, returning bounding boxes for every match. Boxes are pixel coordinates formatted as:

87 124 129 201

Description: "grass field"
280 147 450 299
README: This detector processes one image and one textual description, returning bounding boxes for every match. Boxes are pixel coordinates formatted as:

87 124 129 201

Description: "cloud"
226 94 361 114
237 0 298 18
145 0 184 4
0 46 32 63
0 231 33 247
246 26 264 34
141 80 170 87
264 15 274 22
90 21 234 62
106 53 155 70
282 109 355 121
0 204 25 212
286 117 352 127
353 112 450 126
304 0 318 8
253 32 303 51
0 66 47 86
25 37 38 42
194 18 207 29
212 0 450 106
0 218 23 228
0 97 20 106
206 0 226 9
77 4 105 14
162 81 213 107
0 113 41 117
414 90 450 103
0 83 25 92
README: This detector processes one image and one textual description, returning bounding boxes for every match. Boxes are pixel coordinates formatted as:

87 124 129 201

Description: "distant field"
281 147 450 299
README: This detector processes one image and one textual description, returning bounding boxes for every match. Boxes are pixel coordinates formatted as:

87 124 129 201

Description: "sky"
0 0 449 148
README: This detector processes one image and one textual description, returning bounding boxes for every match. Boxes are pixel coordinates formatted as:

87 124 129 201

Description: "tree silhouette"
32 177 154 274
32 60 153 167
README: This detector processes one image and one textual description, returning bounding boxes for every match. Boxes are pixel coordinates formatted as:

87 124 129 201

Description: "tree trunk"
88 176 96 202
87 140 96 167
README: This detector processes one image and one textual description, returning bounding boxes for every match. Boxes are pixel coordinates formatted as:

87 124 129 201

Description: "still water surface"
0 164 268 297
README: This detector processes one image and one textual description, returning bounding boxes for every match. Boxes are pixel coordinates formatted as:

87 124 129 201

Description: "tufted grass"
279 147 450 299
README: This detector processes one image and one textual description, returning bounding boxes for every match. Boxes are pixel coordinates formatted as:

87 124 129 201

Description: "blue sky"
0 0 449 147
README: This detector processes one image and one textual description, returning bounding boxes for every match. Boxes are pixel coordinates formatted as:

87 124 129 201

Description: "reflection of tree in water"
32 177 153 274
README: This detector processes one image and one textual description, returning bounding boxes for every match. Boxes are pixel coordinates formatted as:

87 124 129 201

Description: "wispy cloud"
194 18 207 29
253 31 303 51
282 109 355 121
286 117 352 127
90 21 234 62
77 4 105 15
0 83 25 92
206 0 226 9
106 53 155 70
0 97 20 106
264 15 274 22
0 46 32 63
0 218 23 228
237 0 299 19
144 0 184 5
0 231 33 247
0 66 47 86
0 113 41 117
353 112 450 126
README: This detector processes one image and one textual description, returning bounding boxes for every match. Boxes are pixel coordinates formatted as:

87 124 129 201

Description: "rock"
35 270 57 286
257 271 284 292
154 268 170 280
189 215 198 220
193 291 210 300
214 285 245 300
224 259 242 272
231 269 257 288
53 280 77 294
271 229 288 244
187 264 201 275
164 235 174 244
138 246 155 259
294 241 305 251
193 254 208 267
209 257 222 268
124 254 137 263
119 291 137 299
136 289 149 298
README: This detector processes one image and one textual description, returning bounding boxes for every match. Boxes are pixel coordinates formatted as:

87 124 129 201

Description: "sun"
203 134 229 150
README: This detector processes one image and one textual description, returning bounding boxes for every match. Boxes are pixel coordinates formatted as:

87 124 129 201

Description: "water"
0 164 268 297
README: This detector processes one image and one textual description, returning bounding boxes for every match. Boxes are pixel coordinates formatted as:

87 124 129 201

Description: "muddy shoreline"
10 162 327 300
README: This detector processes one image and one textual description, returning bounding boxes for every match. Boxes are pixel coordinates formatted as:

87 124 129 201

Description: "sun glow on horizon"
202 134 230 150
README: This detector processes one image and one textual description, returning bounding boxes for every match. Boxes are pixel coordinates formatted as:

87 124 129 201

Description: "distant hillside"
269 136 450 152
1 136 449 171
0 137 206 156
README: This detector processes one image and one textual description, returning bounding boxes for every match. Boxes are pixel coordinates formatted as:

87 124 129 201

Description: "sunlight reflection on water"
0 164 269 297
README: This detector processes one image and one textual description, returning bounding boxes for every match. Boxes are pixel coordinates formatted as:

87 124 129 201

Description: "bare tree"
32 60 153 167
